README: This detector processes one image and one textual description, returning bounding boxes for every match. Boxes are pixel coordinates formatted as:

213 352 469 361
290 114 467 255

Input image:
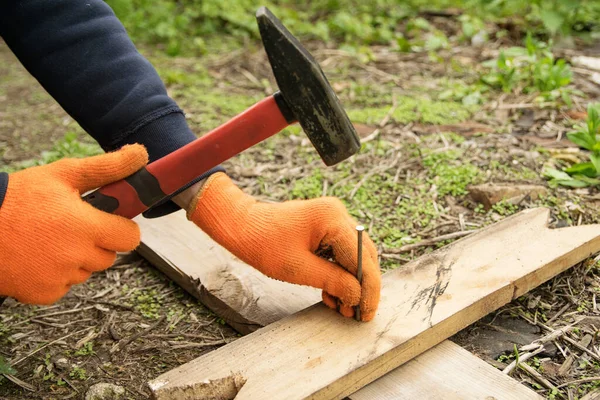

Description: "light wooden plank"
135 210 321 334
146 208 600 399
137 210 542 400
349 340 542 400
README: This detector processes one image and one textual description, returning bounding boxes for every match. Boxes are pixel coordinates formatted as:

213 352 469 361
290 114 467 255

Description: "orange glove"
0 144 148 305
188 172 381 321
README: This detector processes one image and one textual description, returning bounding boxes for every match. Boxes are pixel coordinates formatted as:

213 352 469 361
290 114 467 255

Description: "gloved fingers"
339 303 355 318
83 203 141 252
323 217 379 276
287 253 361 306
323 291 362 319
322 291 337 310
53 144 149 193
17 286 71 305
321 217 381 322
358 265 381 321
67 269 92 286
81 248 117 273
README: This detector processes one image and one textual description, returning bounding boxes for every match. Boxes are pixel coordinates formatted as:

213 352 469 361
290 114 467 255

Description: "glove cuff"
187 172 239 221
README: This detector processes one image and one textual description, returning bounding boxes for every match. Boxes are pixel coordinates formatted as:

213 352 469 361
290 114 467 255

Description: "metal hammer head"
256 7 361 166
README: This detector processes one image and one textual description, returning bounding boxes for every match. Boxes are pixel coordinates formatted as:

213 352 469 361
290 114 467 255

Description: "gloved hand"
0 144 148 305
187 172 381 321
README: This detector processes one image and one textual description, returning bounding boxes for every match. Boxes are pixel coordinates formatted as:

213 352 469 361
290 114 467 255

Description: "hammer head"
256 7 361 166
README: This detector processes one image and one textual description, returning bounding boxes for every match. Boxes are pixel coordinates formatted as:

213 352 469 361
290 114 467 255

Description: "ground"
2 8 600 400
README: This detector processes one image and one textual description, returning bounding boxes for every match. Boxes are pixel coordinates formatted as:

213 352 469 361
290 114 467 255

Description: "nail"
355 225 364 321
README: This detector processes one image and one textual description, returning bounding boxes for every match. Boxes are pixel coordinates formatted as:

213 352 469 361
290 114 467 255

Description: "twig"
110 315 166 354
521 313 600 363
2 373 36 392
13 306 95 326
349 155 400 199
168 339 230 350
546 303 571 325
384 230 478 254
361 96 398 144
520 320 579 351
581 388 600 400
518 363 565 398
503 345 544 374
30 318 94 329
380 253 411 262
557 376 600 389
562 335 600 363
147 333 221 340
11 326 94 366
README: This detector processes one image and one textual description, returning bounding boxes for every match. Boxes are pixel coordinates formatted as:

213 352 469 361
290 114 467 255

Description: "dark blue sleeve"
0 0 224 217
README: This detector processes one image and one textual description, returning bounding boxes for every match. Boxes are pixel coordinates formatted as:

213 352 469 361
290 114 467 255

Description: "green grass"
423 149 484 196
106 0 600 57
347 95 477 126
0 132 102 174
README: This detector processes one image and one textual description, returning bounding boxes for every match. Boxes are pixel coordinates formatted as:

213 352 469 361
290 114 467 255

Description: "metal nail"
355 225 364 321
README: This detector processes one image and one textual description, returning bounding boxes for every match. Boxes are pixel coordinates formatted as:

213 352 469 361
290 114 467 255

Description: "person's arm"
0 0 222 217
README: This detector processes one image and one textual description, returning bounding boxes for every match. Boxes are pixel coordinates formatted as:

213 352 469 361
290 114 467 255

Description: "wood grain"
137 210 542 399
145 208 600 399
349 340 542 400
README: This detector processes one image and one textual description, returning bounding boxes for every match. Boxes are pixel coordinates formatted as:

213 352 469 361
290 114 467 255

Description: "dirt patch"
0 253 238 399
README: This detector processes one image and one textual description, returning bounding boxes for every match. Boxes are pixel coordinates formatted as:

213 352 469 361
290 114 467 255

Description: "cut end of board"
150 372 246 400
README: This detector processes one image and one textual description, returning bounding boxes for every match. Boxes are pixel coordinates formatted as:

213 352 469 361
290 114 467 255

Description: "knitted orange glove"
188 172 381 321
0 144 148 305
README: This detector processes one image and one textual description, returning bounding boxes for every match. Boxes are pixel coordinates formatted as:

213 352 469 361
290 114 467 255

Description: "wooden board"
137 210 542 400
349 340 541 400
135 211 321 334
145 208 600 399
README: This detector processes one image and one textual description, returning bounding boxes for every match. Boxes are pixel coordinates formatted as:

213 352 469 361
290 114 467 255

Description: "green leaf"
567 130 596 150
588 103 600 134
565 162 597 177
575 175 600 185
543 167 596 188
539 9 564 35
591 153 600 174
0 355 15 375
543 167 572 181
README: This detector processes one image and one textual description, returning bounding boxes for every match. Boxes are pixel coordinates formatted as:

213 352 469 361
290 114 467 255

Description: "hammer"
0 7 360 307
80 6 361 218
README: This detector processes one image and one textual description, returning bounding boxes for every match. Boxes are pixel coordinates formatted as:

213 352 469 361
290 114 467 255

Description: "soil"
2 15 600 399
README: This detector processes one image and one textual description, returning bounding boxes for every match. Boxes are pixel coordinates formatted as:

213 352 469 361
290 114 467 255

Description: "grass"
347 96 477 125
544 103 600 188
105 0 600 57
0 131 101 174
422 149 483 196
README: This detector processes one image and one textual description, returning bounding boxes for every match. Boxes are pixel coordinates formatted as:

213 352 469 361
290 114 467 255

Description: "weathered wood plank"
348 340 542 400
137 210 542 400
145 208 600 399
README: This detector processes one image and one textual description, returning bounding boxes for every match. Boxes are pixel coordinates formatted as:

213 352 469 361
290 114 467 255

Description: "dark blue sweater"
0 0 224 217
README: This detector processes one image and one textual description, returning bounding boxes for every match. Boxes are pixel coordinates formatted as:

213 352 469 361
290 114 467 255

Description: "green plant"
69 366 87 380
0 355 15 375
74 342 95 357
481 51 519 93
544 103 600 187
481 34 575 103
492 200 519 216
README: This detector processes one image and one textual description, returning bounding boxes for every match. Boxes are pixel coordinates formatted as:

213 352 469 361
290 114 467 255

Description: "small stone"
85 383 126 400
468 183 548 210
54 358 69 371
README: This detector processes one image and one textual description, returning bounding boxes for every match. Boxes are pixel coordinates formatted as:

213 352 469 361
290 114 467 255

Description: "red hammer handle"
82 94 293 219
